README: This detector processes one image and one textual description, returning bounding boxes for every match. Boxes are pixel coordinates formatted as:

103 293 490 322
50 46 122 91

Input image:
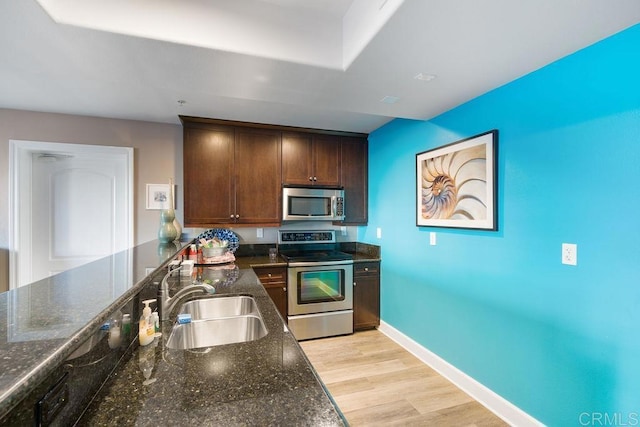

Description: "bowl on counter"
202 246 227 258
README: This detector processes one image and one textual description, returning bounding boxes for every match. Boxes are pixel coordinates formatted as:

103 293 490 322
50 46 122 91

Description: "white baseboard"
378 321 543 427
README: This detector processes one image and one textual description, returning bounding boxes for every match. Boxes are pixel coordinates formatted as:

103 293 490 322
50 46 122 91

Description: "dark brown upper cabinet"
181 116 368 226
234 128 282 225
183 124 235 226
339 136 368 224
182 120 281 227
282 133 340 187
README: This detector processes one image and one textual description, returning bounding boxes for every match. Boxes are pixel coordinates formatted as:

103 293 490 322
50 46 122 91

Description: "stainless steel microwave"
282 186 345 221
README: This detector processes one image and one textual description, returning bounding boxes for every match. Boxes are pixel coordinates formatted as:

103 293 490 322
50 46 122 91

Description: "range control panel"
278 230 336 244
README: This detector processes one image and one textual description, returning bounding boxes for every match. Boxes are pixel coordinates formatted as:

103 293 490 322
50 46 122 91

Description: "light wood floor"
300 329 508 426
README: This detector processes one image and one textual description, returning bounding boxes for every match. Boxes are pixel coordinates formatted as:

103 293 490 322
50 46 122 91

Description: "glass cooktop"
278 230 352 263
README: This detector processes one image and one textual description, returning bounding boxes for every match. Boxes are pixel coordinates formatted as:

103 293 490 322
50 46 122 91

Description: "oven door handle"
287 260 354 267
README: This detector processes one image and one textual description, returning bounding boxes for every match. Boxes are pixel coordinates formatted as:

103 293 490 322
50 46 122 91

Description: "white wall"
0 109 183 292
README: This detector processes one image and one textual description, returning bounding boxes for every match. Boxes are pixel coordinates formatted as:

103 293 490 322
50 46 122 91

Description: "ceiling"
1 0 639 133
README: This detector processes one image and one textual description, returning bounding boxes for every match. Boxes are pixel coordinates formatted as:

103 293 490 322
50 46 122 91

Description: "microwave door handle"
331 196 336 217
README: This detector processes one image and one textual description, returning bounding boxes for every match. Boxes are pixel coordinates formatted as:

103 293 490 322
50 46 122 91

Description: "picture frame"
145 184 177 210
416 130 498 230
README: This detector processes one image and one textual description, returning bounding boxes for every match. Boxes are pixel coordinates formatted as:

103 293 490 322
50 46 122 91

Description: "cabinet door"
353 262 380 330
264 286 287 320
339 137 368 224
235 129 281 225
183 126 234 226
282 133 313 185
282 133 340 186
312 135 341 186
254 266 287 320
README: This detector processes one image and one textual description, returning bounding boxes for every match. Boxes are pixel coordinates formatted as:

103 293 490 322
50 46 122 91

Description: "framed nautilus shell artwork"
416 130 498 230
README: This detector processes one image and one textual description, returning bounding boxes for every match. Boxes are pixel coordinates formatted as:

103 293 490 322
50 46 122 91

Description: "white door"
10 140 133 288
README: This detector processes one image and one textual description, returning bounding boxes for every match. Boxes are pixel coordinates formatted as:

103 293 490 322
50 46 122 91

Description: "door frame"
9 140 134 290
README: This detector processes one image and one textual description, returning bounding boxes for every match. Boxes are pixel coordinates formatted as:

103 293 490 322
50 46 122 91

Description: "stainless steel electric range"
278 230 353 340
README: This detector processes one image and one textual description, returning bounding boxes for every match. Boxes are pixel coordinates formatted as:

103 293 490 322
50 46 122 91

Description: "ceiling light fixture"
414 73 436 82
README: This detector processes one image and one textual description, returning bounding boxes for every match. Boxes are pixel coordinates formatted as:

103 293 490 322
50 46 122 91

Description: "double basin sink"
166 295 268 350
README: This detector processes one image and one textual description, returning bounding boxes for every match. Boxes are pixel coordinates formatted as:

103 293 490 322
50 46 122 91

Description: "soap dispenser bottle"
139 299 156 346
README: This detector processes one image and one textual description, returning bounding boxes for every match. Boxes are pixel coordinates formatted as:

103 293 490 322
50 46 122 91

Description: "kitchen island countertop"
0 240 346 426
78 264 345 426
0 240 178 421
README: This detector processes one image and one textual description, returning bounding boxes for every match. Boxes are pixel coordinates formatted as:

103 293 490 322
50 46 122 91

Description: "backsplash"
185 224 359 245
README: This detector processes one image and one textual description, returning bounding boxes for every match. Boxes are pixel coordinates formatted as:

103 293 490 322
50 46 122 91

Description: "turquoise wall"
362 23 640 426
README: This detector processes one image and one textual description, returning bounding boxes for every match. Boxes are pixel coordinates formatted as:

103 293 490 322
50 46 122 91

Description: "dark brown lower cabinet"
253 266 287 321
353 261 380 331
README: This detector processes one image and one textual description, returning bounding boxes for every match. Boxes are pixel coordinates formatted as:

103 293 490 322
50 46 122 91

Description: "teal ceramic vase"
158 178 179 243
158 208 178 243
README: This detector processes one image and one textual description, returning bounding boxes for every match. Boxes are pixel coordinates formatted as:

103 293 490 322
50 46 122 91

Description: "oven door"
288 262 353 315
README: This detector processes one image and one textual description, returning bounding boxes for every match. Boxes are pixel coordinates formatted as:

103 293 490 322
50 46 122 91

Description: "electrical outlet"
429 232 436 246
562 243 577 266
340 226 347 236
376 227 382 239
256 228 263 238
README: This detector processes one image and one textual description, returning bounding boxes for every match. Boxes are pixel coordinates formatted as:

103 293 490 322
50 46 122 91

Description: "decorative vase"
168 178 182 241
173 217 182 241
158 208 178 243
159 178 178 243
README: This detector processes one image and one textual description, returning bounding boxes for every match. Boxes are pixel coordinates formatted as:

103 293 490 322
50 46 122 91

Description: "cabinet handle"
283 287 287 292
268 273 272 278
313 176 317 181
353 281 357 286
364 267 369 272
230 214 234 218
235 214 240 219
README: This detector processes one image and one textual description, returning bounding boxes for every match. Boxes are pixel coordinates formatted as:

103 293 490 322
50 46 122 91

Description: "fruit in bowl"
200 237 228 258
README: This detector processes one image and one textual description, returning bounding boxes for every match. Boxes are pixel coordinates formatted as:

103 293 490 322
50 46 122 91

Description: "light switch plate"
429 232 436 246
256 228 263 238
376 228 382 239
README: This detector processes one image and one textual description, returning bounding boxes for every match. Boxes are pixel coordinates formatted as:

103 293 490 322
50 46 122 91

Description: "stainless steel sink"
178 295 259 320
166 295 268 350
166 315 268 350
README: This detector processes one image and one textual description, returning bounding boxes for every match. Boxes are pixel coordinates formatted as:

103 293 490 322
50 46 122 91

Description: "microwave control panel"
336 197 344 216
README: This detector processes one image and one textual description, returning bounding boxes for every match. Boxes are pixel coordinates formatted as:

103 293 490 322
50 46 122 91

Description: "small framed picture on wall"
146 184 176 210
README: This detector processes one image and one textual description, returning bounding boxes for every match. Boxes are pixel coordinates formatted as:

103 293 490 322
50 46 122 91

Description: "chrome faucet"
158 265 215 320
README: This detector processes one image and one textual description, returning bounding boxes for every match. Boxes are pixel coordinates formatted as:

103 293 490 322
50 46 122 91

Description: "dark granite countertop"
234 242 381 267
0 238 378 424
0 240 185 420
78 266 345 426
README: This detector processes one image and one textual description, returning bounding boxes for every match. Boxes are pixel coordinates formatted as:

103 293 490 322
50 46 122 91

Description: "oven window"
289 196 331 216
297 270 345 304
